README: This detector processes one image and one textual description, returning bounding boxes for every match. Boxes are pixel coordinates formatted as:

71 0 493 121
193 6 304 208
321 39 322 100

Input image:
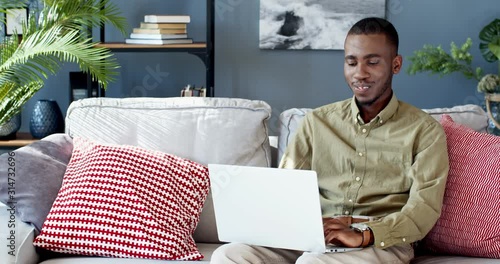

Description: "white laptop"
208 164 363 253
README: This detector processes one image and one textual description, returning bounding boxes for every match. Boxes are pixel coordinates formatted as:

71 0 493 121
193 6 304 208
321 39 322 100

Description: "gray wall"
20 0 500 133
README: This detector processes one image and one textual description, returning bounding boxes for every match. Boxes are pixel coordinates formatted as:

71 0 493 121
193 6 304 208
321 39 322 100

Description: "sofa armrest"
0 203 39 264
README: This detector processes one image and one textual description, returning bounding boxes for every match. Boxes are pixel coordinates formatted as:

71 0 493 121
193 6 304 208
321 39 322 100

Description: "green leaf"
488 39 500 61
406 38 481 81
479 18 500 62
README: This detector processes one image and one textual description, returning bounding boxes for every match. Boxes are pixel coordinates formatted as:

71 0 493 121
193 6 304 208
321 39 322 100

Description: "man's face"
343 33 402 106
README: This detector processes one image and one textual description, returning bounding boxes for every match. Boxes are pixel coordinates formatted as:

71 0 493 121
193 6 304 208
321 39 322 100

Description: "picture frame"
259 0 386 50
5 8 28 36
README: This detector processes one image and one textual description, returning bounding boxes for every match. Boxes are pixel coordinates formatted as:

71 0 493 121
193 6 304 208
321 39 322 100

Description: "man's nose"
353 64 369 80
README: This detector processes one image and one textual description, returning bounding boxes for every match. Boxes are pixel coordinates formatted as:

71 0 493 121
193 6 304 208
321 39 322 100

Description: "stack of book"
125 15 193 45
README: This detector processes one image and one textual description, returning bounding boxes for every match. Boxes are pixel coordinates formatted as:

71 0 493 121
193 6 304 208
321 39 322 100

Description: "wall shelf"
90 0 215 98
95 42 207 51
0 133 38 147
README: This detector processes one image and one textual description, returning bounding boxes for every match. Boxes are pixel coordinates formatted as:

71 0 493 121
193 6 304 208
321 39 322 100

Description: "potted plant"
0 0 127 137
407 18 500 134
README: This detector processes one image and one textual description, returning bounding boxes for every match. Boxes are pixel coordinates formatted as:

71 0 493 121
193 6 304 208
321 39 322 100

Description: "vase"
29 99 65 139
484 93 500 136
0 113 21 139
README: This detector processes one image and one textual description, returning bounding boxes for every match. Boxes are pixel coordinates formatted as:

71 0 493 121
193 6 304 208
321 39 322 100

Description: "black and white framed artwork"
260 0 386 50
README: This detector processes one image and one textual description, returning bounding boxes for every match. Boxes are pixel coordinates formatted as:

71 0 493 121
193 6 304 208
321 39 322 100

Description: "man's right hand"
322 217 364 248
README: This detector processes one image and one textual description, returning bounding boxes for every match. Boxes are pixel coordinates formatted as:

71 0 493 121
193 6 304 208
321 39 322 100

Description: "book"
144 15 191 23
140 22 187 29
129 33 188 40
133 28 187 34
125 38 193 45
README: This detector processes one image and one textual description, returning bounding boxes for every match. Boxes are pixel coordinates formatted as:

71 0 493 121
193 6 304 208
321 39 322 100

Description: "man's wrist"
350 223 373 247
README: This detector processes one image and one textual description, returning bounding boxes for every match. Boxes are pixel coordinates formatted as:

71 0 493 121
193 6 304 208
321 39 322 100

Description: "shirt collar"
350 93 399 125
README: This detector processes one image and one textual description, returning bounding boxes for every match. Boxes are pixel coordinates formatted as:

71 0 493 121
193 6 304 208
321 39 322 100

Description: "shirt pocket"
373 148 412 192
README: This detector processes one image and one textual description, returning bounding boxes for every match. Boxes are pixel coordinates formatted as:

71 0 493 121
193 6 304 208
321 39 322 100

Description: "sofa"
0 97 498 264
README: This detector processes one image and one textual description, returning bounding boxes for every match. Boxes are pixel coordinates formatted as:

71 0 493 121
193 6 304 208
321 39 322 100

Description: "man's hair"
347 17 399 53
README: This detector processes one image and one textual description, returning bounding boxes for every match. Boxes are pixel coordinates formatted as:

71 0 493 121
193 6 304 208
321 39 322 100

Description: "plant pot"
29 99 65 139
484 93 500 136
0 113 21 139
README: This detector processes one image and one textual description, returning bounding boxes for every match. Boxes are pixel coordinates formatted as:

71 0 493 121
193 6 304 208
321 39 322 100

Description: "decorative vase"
29 99 65 139
0 113 21 139
484 93 500 136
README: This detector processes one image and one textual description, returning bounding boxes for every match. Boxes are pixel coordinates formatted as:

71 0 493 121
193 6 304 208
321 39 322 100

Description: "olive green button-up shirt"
279 94 449 249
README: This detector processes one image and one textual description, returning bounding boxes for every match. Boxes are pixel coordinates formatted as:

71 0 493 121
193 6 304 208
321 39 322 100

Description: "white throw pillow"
422 104 489 133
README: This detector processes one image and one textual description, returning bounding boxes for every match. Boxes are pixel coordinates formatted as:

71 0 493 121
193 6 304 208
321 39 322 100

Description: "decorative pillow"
421 114 500 258
0 133 73 234
33 137 210 260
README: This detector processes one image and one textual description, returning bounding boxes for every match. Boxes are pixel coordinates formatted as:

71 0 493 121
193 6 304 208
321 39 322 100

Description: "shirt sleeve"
366 121 450 249
279 114 313 170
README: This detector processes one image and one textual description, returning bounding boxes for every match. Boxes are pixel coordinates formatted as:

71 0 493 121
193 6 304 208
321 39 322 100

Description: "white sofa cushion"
277 104 489 164
65 97 272 243
422 104 489 133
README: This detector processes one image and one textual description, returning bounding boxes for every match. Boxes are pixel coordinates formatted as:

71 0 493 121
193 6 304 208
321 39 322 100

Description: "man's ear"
392 55 403 74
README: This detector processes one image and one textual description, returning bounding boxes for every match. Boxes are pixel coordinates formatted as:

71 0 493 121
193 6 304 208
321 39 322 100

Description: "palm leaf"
0 0 127 125
0 25 119 89
0 81 44 125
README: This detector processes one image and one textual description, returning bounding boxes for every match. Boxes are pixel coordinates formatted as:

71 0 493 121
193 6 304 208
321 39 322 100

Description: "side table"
0 132 38 155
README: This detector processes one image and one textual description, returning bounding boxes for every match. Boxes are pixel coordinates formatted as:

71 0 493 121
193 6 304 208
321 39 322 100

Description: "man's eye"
368 61 379 65
346 61 356 66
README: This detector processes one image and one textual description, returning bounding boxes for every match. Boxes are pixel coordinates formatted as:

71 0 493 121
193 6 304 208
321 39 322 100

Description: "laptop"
207 164 363 253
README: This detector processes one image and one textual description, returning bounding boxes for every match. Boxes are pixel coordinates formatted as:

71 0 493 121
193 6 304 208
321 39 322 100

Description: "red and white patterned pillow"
422 114 500 258
33 137 210 260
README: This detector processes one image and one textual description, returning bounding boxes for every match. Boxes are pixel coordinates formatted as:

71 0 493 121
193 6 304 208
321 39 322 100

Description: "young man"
210 17 449 264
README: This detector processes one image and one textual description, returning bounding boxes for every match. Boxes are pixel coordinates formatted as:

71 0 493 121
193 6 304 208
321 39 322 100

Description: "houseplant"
0 0 127 132
407 18 500 134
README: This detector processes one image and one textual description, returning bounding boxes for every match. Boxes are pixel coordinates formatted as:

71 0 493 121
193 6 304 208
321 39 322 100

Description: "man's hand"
322 217 363 248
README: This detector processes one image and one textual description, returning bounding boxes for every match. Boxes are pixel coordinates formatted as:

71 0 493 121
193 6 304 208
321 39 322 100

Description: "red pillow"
33 137 210 260
422 114 500 258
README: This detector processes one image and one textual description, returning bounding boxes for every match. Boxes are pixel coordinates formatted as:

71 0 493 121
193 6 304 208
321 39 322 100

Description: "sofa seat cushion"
34 138 210 260
38 243 222 264
65 97 272 243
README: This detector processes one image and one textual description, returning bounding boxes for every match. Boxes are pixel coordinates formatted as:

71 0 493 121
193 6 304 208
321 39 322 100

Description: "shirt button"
344 211 350 215
358 152 363 157
402 238 406 242
380 242 385 247
379 120 384 124
348 199 353 202
355 177 361 181
362 128 367 133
